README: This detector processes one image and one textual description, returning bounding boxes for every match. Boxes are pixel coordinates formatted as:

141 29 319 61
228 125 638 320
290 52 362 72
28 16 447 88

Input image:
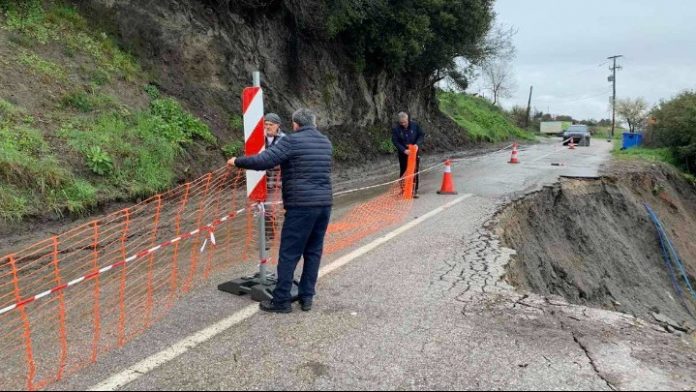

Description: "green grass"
0 1 221 222
58 97 216 198
591 126 626 140
1 0 141 81
17 49 66 80
222 140 244 158
1 94 216 221
613 145 678 165
613 144 696 185
438 91 534 143
0 184 28 222
0 126 98 219
61 89 116 113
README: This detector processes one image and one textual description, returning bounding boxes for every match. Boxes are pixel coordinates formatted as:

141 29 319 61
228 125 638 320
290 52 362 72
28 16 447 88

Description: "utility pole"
525 85 533 129
607 55 623 141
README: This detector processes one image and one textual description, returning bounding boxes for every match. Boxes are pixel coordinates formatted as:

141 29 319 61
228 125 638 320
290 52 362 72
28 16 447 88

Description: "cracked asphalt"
49 138 696 391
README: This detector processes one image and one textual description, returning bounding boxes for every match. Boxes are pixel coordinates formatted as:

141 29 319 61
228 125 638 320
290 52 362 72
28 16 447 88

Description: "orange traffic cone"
509 143 520 164
437 160 458 195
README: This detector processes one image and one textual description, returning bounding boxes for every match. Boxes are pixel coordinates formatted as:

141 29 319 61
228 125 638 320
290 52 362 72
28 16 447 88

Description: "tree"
616 97 649 133
323 0 495 76
480 61 516 105
509 105 528 128
445 68 470 92
648 91 696 173
555 115 574 122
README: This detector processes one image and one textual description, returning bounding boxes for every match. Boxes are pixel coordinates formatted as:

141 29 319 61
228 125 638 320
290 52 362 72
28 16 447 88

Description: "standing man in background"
392 112 425 197
263 113 286 250
263 113 286 194
228 108 333 314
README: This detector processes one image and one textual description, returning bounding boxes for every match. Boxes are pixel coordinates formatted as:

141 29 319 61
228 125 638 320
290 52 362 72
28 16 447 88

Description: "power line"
553 90 612 104
536 89 611 102
563 60 611 77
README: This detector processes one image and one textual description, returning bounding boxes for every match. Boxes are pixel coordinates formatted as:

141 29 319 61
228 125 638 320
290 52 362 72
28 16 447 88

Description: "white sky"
482 0 696 120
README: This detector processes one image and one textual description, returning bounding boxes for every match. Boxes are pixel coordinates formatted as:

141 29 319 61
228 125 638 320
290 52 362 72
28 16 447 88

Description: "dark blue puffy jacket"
392 121 425 155
234 126 333 208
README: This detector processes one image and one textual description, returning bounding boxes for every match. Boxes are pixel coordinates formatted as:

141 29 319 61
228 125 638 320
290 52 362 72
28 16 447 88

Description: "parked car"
563 125 591 146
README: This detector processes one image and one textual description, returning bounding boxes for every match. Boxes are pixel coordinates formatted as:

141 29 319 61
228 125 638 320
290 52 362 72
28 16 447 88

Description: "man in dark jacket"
392 112 425 196
228 108 333 313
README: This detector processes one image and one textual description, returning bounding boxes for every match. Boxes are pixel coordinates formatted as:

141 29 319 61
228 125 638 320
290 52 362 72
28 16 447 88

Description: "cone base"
437 191 459 195
509 161 520 164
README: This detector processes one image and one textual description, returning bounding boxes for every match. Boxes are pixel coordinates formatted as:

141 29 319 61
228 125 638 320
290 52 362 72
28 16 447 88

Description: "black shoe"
259 300 291 314
413 194 420 199
299 298 313 312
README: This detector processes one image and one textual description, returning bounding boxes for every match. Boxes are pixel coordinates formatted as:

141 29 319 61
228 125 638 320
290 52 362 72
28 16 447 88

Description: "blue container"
622 132 643 149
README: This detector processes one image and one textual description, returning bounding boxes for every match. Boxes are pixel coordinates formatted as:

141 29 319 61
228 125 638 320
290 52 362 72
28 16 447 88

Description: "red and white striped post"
218 72 280 300
242 73 267 202
242 72 271 286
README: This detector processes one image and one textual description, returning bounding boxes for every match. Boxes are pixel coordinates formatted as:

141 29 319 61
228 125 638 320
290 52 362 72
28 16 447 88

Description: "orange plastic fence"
0 157 417 390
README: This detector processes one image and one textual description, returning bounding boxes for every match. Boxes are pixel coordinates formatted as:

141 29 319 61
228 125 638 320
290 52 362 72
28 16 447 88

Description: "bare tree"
481 61 516 105
616 97 649 133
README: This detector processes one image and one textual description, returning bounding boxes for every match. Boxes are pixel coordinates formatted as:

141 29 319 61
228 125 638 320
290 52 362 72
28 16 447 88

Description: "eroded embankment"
497 161 696 331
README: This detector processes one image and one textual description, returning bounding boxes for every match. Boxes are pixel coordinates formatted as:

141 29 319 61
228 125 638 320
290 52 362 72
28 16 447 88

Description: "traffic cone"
508 143 520 164
568 139 576 150
437 160 458 195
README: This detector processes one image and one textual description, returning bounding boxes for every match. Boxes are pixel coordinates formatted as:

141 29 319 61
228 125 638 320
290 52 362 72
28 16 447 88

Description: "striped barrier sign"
242 86 266 202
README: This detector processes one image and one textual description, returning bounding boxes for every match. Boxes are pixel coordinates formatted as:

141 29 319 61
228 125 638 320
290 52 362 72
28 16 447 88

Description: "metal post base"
218 273 299 303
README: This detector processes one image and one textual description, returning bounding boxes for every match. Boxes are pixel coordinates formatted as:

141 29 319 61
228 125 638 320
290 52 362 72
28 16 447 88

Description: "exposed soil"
497 160 696 331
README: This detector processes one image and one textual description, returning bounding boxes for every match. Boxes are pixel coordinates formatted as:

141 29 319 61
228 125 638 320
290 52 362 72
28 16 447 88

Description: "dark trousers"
272 206 332 305
398 153 421 193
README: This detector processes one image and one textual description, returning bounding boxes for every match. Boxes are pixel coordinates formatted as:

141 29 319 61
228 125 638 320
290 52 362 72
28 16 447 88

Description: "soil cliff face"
498 161 696 329
74 0 466 156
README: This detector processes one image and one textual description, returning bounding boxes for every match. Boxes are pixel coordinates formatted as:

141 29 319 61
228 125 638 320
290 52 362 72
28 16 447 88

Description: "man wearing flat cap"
263 113 286 250
264 113 286 193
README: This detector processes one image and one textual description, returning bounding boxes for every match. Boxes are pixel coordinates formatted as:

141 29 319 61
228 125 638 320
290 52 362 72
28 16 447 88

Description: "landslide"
497 160 696 330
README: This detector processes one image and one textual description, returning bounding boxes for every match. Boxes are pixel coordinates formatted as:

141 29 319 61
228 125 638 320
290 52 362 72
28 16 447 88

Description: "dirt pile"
497 160 696 330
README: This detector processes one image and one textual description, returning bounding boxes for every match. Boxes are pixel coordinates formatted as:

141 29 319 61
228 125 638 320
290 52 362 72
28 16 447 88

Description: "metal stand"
218 203 299 302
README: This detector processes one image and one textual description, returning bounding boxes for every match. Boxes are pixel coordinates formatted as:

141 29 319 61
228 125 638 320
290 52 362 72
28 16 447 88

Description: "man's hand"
404 145 418 155
227 157 236 167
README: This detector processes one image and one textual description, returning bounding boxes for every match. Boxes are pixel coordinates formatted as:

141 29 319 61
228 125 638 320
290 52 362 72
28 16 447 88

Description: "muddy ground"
498 159 696 332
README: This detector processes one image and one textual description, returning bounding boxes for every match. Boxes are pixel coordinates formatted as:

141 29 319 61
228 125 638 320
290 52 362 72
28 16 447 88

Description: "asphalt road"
39 138 696 391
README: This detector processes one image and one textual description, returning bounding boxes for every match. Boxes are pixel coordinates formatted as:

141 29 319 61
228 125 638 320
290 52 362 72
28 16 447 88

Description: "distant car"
563 125 591 146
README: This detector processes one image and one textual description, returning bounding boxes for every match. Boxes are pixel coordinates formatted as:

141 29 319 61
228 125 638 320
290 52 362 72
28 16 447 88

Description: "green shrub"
648 90 696 174
144 84 160 100
62 91 94 112
85 145 114 176
378 139 396 154
149 98 216 144
229 114 243 132
222 140 244 157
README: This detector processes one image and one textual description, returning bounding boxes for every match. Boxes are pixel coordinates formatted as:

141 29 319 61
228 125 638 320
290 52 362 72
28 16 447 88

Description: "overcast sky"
483 0 696 121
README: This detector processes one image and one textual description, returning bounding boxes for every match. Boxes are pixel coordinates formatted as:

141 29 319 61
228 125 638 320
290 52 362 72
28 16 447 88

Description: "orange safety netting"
0 147 417 390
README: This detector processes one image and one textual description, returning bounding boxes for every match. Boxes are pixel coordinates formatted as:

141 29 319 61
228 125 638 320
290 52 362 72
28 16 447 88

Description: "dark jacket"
392 121 425 155
235 126 333 208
